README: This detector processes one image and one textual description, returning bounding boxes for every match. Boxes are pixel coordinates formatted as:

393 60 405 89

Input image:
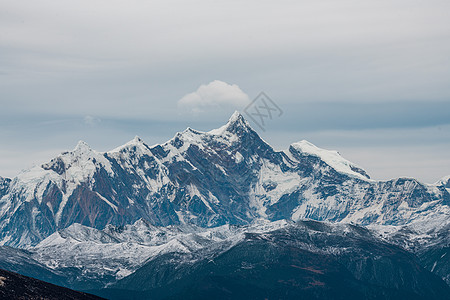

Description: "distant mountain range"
0 112 449 299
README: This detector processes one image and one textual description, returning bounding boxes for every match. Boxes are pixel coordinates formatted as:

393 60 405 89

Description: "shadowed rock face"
0 177 10 199
99 222 450 300
408 223 450 286
0 268 104 300
419 246 450 286
0 112 449 248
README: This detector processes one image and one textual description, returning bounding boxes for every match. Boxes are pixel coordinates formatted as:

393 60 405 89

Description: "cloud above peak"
178 80 249 113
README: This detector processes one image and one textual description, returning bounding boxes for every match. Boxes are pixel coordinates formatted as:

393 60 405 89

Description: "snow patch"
234 152 244 163
95 192 118 212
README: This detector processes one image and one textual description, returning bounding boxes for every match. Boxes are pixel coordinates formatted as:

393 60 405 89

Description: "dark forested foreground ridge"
0 268 103 300
0 112 449 299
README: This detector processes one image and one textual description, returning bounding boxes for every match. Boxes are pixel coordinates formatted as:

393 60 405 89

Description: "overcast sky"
1 0 449 183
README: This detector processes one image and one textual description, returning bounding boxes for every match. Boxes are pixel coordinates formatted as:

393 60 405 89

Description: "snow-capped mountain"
0 112 449 249
1 111 449 297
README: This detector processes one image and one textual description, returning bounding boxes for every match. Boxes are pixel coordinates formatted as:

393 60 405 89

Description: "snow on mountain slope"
438 175 450 185
290 140 370 181
29 219 289 289
437 175 450 194
0 177 10 195
0 111 448 249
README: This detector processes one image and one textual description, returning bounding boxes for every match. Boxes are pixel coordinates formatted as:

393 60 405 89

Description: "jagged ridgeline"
0 112 449 248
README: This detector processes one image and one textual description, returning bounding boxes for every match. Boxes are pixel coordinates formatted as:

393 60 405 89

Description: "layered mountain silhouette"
0 112 449 298
1 112 448 248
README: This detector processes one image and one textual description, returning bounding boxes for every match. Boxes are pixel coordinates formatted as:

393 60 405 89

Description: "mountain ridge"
0 112 449 248
99 221 450 300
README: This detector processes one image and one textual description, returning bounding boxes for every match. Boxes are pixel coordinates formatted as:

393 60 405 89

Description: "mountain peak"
228 110 245 123
124 135 147 149
226 111 250 128
132 136 144 144
73 140 92 152
109 136 149 153
290 140 371 180
208 111 253 135
437 175 450 187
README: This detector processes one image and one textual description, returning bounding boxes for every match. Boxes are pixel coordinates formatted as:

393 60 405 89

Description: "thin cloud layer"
178 80 249 113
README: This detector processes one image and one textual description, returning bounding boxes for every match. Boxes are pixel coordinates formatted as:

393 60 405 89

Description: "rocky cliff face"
0 177 10 199
0 112 449 248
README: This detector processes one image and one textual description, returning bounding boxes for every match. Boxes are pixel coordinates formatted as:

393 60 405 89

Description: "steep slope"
375 214 450 285
0 245 66 287
0 177 10 199
0 112 449 248
438 176 450 192
417 228 450 285
0 268 103 300
99 221 450 300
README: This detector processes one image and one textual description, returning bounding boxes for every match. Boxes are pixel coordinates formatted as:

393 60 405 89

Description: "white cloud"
178 80 250 113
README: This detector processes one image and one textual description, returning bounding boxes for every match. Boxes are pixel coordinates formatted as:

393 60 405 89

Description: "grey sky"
1 0 449 182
